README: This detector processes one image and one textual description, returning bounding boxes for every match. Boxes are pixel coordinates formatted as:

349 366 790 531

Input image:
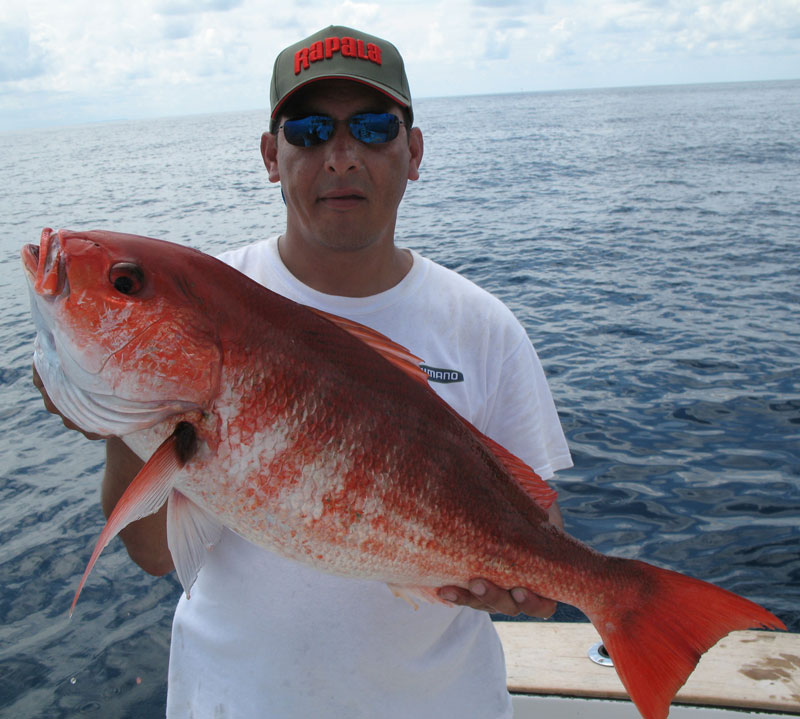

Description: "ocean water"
1 80 798 717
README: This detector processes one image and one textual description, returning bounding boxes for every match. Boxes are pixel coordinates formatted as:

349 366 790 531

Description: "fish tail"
585 558 785 719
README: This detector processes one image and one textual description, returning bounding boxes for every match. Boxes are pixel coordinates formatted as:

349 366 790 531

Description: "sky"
2 0 799 132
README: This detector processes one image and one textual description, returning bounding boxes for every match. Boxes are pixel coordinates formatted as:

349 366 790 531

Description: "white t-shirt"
166 237 572 719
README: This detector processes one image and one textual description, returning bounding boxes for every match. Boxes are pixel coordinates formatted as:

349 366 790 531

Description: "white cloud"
155 0 244 14
0 26 48 82
161 17 196 40
1 0 798 131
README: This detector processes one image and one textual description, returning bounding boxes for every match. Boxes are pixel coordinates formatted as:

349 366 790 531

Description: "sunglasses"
279 113 404 147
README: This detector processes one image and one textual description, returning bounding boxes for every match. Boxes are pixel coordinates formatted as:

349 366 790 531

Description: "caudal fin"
586 559 785 719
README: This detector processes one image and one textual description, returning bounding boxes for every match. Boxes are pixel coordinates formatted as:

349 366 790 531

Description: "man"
35 25 572 718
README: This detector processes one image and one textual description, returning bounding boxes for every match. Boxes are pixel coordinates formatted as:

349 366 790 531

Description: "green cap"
270 25 413 123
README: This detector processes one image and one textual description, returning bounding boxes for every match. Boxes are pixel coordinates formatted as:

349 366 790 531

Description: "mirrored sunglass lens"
283 116 334 146
349 113 400 143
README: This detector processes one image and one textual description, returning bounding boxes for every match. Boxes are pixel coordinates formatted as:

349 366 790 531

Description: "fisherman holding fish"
35 25 575 718
29 23 787 719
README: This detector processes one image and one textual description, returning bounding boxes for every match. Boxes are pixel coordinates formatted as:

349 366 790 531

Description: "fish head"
22 228 223 437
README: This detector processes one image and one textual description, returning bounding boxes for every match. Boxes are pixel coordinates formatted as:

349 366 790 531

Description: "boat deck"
496 621 800 717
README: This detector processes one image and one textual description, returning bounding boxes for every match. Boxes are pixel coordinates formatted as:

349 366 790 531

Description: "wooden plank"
495 621 800 714
511 694 797 719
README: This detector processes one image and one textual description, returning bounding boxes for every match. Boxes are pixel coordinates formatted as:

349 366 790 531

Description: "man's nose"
324 123 363 174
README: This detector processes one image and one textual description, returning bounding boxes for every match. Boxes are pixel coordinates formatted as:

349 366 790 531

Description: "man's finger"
465 579 520 614
508 587 557 619
437 585 493 611
438 579 557 618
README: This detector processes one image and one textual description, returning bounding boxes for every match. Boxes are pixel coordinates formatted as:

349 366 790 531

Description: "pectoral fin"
70 425 187 616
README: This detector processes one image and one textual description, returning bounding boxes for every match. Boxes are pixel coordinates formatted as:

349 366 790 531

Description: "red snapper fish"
22 228 784 719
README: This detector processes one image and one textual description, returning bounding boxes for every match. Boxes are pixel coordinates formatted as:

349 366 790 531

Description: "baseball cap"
270 25 413 123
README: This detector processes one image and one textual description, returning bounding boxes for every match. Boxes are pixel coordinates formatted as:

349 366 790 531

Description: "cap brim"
271 75 412 120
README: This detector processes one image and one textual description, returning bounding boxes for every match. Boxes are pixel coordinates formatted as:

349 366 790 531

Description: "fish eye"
109 263 144 295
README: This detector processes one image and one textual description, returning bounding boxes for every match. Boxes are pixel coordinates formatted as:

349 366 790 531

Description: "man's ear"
407 127 423 182
261 132 281 183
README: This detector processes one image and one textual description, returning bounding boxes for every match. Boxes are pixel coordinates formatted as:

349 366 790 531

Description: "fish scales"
183 296 541 585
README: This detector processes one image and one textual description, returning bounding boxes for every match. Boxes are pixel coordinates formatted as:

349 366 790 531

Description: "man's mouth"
319 189 367 208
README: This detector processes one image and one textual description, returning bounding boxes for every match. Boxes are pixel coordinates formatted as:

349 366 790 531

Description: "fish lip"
23 228 69 298
21 243 39 278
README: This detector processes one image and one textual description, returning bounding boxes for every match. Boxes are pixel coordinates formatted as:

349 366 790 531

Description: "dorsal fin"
308 307 430 386
308 306 556 511
476 429 558 510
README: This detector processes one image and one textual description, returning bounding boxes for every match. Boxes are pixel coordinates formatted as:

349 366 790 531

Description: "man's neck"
277 234 413 298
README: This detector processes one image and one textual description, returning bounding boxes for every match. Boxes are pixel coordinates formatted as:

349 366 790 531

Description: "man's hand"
32 364 105 440
437 580 557 618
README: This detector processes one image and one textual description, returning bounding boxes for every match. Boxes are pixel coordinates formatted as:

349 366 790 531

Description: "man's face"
261 80 423 254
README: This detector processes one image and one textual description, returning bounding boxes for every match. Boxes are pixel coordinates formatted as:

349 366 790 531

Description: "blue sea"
1 80 798 717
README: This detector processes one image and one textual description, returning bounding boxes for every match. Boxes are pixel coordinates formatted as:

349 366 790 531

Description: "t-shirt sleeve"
481 332 573 481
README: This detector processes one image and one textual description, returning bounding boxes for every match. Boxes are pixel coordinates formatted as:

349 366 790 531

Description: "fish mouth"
22 227 69 298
